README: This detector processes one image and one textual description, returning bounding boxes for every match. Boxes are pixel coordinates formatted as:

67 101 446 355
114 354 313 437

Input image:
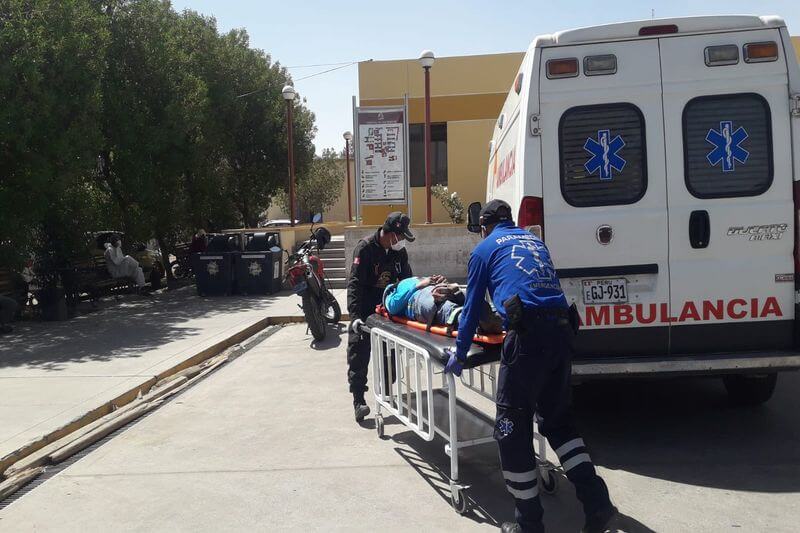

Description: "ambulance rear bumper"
572 351 800 380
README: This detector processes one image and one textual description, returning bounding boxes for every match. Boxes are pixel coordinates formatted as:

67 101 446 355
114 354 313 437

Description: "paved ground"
1 324 798 532
0 287 346 460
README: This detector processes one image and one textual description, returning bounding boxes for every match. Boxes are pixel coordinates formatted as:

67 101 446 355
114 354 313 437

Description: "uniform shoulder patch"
353 256 360 265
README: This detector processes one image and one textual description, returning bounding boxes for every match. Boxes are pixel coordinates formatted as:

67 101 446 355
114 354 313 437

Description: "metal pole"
345 138 352 222
404 93 412 222
423 65 432 224
353 96 361 224
287 100 296 227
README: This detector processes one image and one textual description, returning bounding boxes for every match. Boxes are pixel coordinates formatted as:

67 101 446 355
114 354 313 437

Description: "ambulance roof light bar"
744 41 779 63
638 24 678 36
546 58 578 79
705 45 739 67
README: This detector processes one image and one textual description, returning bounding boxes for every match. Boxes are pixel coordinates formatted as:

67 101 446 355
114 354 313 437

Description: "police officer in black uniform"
445 200 616 533
347 212 414 421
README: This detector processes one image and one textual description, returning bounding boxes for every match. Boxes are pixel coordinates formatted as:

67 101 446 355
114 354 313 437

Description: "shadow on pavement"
573 374 800 493
388 429 656 532
0 288 284 372
310 323 344 351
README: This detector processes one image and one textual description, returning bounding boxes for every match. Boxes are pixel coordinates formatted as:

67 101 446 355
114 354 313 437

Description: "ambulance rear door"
539 40 670 357
660 30 795 353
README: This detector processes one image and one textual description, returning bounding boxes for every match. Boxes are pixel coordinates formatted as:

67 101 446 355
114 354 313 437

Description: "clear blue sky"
171 0 799 154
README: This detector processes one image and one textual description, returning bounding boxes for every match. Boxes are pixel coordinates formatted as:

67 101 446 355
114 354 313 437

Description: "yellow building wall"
358 53 523 225
359 52 525 101
360 119 496 224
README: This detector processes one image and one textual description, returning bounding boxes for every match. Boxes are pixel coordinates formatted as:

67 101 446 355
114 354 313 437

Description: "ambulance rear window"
559 103 647 207
683 93 772 199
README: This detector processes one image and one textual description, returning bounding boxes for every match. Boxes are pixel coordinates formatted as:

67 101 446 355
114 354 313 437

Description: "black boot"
582 505 619 533
500 523 522 533
353 395 370 422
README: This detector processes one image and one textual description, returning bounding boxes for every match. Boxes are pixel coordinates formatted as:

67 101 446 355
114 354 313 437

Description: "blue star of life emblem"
584 129 626 180
706 120 749 172
498 418 514 437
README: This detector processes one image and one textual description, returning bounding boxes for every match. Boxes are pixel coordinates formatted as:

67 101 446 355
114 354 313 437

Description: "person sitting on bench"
104 235 146 289
384 276 502 334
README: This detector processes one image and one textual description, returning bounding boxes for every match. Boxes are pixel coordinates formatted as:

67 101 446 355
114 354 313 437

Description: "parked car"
259 219 299 228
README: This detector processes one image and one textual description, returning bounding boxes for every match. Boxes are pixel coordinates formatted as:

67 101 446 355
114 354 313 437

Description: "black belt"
509 307 570 331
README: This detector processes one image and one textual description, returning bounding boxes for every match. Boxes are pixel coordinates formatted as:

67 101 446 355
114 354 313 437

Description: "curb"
0 313 321 495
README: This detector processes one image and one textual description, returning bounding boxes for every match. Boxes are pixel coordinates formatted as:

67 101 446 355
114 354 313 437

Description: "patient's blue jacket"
455 222 567 359
384 277 420 318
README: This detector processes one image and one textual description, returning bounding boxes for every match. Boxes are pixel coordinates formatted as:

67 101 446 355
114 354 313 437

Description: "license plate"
582 278 628 304
293 281 307 294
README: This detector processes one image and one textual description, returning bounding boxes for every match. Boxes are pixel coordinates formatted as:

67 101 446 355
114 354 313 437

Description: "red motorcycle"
285 218 341 341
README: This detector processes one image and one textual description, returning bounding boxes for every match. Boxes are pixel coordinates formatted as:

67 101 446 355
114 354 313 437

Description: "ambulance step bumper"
572 351 800 379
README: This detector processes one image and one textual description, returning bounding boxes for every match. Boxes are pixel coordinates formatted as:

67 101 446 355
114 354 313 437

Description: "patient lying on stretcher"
383 276 503 334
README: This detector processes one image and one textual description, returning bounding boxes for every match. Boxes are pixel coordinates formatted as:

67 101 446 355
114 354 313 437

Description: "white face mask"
390 234 406 251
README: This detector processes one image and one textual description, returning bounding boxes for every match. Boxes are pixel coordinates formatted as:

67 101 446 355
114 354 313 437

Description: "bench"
73 256 135 303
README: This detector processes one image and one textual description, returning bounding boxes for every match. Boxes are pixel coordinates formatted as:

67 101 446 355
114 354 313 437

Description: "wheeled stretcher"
364 313 559 514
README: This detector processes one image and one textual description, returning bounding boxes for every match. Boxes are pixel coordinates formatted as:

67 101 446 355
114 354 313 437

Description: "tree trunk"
155 233 175 286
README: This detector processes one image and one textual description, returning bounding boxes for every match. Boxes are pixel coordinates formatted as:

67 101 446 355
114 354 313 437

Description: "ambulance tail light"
519 196 544 240
638 24 678 36
744 42 779 63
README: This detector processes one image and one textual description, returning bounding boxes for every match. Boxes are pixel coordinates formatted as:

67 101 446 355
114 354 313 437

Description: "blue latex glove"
443 348 465 377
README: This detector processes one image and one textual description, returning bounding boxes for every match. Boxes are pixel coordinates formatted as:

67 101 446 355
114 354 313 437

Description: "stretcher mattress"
365 313 501 369
375 308 505 345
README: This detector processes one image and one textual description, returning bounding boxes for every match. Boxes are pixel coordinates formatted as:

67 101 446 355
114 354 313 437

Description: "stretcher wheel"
376 416 385 438
540 468 558 495
450 486 467 514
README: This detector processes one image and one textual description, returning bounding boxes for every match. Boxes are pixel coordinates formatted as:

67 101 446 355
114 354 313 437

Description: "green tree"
0 0 109 268
275 149 344 220
212 29 316 228
96 0 211 275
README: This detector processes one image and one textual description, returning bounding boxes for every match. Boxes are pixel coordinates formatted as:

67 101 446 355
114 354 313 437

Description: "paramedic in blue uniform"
347 212 414 422
444 200 616 533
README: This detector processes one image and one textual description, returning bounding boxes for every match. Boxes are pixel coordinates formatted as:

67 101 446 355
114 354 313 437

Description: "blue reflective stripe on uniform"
455 222 567 359
506 484 540 500
562 452 592 471
503 469 538 483
555 438 585 459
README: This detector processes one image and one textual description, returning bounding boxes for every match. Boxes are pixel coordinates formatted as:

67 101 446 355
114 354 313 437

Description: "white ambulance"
479 15 800 404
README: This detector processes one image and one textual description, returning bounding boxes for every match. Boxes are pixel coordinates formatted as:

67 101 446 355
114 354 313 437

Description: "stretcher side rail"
370 326 436 442
364 314 559 515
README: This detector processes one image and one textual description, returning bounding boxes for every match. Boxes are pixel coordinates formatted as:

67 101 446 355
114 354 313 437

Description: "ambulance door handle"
689 210 710 249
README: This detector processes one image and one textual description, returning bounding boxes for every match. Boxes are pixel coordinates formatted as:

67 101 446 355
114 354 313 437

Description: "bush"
431 184 464 224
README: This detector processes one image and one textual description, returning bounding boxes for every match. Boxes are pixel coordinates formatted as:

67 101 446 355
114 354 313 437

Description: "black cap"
382 212 415 242
479 199 513 226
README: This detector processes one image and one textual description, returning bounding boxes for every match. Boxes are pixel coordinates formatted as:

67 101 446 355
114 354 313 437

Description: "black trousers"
347 329 397 400
346 329 371 397
494 324 611 533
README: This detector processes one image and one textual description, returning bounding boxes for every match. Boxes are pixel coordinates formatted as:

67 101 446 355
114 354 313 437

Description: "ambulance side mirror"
467 202 482 234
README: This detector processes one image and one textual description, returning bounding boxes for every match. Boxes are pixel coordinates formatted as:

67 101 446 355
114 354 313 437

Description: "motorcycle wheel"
302 292 327 341
323 291 341 324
